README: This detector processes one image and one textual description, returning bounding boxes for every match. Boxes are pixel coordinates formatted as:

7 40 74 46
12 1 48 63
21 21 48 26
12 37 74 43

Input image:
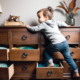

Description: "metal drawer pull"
70 51 74 56
68 67 71 70
47 71 52 76
22 66 27 71
66 35 70 40
22 35 27 40
22 53 28 58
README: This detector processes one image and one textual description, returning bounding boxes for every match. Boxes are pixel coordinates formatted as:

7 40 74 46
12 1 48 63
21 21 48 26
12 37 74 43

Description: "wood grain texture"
12 73 36 79
61 32 79 44
0 64 14 80
14 62 36 73
52 48 80 59
36 62 63 79
41 28 80 44
0 31 9 44
0 26 80 80
11 31 38 44
10 49 40 61
63 60 79 79
8 64 14 80
41 47 80 59
0 49 9 61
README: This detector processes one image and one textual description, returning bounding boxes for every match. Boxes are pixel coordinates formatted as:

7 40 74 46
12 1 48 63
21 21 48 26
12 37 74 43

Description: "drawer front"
36 62 63 79
40 29 79 44
63 61 79 78
10 49 40 61
14 62 36 73
0 49 9 61
40 33 50 44
0 64 14 80
12 74 36 80
61 32 79 44
0 31 8 44
11 31 38 44
52 48 80 59
41 48 80 59
63 61 71 74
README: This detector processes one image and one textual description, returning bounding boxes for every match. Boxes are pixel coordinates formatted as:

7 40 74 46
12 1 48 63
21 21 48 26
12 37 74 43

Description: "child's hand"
67 25 71 27
25 24 30 28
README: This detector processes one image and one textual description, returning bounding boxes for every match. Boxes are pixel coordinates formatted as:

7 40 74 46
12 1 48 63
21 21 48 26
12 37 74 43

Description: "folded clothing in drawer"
0 47 8 49
38 62 59 67
18 46 34 49
13 46 34 49
0 63 9 67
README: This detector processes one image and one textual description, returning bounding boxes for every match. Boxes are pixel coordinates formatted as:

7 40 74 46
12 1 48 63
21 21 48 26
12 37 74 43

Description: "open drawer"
52 48 80 59
0 31 9 44
0 63 14 80
36 62 63 79
0 49 9 61
10 48 40 61
41 47 80 59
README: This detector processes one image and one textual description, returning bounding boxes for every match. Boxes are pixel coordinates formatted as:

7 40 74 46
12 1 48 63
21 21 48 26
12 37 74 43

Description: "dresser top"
0 26 80 28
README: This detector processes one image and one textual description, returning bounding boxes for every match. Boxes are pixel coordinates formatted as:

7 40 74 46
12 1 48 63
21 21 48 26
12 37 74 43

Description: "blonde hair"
37 6 54 20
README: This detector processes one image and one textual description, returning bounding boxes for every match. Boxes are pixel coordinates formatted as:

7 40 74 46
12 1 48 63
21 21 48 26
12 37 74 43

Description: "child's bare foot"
47 62 54 67
73 72 80 77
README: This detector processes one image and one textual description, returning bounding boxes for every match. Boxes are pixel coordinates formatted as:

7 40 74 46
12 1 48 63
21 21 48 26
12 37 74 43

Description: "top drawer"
61 32 79 44
60 28 80 44
41 28 80 44
11 31 39 44
0 31 9 44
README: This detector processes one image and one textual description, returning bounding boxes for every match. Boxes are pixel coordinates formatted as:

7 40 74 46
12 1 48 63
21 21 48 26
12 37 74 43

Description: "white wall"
0 0 80 26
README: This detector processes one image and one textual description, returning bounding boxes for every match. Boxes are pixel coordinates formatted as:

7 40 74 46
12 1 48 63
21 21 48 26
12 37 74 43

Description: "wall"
0 0 80 26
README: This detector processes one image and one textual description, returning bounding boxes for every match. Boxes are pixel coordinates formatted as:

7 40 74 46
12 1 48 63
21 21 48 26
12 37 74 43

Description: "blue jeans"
43 40 78 72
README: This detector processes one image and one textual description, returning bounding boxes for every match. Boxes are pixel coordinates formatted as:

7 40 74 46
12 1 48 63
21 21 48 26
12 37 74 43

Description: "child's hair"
37 6 54 20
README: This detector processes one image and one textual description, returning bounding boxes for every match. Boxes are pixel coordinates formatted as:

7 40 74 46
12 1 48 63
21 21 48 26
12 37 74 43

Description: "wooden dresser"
0 26 80 80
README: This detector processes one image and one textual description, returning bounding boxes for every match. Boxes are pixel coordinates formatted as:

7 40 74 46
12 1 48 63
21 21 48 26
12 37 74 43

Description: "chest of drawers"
0 26 80 80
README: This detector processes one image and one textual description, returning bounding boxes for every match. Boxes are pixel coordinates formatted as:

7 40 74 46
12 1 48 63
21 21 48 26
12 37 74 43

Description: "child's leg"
73 72 79 77
60 41 79 77
44 47 54 67
47 61 54 67
43 43 59 67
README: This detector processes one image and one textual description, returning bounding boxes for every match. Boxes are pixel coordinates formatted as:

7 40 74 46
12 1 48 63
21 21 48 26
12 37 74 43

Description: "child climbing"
25 6 79 77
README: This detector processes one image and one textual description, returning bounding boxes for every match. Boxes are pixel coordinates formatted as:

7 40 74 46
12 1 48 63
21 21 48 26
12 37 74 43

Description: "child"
25 6 79 77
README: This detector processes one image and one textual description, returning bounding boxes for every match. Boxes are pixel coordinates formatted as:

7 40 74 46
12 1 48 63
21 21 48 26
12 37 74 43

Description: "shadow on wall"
1 23 4 26
1 19 38 26
30 21 38 26
0 18 8 26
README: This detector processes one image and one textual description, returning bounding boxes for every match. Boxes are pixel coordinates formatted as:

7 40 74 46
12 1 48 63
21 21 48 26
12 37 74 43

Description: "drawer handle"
22 66 27 71
70 51 74 56
22 35 27 40
66 35 70 40
47 71 52 76
22 53 28 58
68 67 71 70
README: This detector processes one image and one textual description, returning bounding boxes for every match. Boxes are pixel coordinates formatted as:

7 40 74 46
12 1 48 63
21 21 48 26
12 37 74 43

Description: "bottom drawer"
12 73 36 80
36 62 63 79
0 49 9 61
0 63 14 80
14 62 36 74
63 60 79 78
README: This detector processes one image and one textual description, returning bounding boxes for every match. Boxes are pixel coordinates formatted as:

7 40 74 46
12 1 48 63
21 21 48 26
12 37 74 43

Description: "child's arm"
25 23 45 32
67 25 71 27
56 21 71 27
26 24 30 28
